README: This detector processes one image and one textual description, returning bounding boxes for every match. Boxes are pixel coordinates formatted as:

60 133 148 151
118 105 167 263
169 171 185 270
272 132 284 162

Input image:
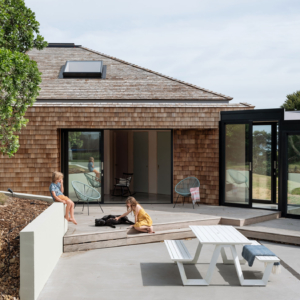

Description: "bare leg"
135 226 155 234
93 169 100 180
67 199 77 225
64 201 71 221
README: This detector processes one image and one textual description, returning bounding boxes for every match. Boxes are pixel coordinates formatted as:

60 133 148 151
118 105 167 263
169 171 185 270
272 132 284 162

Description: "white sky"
26 0 300 108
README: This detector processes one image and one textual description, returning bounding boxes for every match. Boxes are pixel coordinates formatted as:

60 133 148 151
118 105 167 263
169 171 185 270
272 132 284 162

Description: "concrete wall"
20 203 68 300
0 191 53 203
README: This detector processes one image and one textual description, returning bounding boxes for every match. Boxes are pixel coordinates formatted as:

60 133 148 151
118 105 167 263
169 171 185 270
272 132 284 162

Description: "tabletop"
190 225 251 245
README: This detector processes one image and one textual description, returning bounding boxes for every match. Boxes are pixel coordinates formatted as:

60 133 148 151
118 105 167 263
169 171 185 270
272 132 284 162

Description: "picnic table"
165 225 279 286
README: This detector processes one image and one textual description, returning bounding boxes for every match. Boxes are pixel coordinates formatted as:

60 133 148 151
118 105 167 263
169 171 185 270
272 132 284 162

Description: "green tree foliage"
252 130 271 176
0 49 42 155
0 0 47 157
69 132 84 149
281 91 300 111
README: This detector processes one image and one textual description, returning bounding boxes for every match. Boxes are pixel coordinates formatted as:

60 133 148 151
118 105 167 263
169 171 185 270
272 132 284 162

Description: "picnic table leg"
221 246 246 265
203 245 222 284
185 242 203 264
176 244 221 286
229 245 273 286
229 245 245 285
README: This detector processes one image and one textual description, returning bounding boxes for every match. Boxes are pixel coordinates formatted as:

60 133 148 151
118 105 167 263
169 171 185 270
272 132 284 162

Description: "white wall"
20 203 68 300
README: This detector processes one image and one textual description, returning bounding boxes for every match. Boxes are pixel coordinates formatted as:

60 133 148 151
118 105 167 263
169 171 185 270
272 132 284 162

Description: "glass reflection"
68 132 101 202
252 125 272 201
225 124 250 204
287 135 300 215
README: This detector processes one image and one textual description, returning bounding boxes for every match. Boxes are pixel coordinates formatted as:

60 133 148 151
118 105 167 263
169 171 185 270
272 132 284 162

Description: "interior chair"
112 173 134 197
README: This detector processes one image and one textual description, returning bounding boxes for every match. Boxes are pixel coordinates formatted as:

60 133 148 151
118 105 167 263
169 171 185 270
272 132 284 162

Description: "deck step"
220 212 281 226
237 226 300 245
63 212 283 253
64 217 219 246
64 228 196 252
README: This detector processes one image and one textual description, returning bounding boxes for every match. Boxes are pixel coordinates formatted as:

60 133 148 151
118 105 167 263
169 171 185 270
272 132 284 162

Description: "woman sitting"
115 197 155 233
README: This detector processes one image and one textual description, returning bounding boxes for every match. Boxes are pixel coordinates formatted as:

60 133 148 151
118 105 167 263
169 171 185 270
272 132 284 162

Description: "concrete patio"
38 239 300 300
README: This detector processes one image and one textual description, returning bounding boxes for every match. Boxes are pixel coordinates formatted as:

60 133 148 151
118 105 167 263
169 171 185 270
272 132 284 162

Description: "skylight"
63 61 103 78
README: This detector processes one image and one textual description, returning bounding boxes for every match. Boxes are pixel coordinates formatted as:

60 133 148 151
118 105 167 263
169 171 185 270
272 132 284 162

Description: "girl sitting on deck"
115 197 155 233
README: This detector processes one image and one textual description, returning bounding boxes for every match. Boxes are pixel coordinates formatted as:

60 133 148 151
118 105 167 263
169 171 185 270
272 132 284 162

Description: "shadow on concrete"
140 262 265 287
216 264 263 286
140 262 202 286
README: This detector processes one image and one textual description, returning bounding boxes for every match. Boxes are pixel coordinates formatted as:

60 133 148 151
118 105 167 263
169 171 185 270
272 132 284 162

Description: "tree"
69 132 84 149
0 0 47 157
281 91 300 111
252 130 272 176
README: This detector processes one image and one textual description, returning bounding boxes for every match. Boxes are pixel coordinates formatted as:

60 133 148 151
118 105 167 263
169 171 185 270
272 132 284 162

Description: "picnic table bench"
165 225 280 286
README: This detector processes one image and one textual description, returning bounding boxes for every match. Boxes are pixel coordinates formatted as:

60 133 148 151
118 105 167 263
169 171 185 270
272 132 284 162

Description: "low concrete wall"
20 203 68 300
0 190 53 203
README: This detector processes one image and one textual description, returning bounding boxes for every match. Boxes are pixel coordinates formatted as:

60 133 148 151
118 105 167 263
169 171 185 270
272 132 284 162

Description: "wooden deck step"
64 217 219 247
64 227 196 252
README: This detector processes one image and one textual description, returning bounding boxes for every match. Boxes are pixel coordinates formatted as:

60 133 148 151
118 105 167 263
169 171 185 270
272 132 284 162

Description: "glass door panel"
252 125 272 201
287 134 300 215
225 123 251 205
68 131 103 202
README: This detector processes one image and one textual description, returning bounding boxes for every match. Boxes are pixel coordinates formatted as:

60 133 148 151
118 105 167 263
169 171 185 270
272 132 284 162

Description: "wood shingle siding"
0 105 252 204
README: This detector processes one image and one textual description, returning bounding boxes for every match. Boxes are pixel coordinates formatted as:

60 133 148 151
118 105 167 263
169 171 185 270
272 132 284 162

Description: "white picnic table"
165 225 280 286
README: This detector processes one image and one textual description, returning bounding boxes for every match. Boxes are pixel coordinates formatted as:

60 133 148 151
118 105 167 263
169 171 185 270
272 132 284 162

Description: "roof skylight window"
63 60 103 78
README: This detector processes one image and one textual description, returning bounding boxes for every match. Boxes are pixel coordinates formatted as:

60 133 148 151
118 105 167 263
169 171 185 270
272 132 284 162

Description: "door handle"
249 162 252 171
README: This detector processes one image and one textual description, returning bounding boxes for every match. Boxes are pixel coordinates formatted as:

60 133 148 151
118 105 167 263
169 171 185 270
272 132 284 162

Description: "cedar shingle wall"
173 129 219 205
0 105 250 201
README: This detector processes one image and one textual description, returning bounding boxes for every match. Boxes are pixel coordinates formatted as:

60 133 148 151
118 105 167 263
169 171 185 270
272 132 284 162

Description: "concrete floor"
38 239 300 300
67 203 279 236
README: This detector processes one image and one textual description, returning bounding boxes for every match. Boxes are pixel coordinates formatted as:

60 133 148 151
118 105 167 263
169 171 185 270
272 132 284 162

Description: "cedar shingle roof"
28 46 233 101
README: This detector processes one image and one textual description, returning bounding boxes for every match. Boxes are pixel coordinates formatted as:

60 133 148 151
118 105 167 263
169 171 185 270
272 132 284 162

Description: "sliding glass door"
252 123 278 205
286 133 300 216
221 121 278 208
62 130 104 203
223 122 252 207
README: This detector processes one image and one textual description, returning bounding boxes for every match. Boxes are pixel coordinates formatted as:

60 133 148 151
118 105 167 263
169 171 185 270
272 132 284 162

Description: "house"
0 43 254 206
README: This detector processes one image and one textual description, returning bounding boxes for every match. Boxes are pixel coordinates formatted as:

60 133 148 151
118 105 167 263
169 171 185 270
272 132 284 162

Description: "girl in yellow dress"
115 197 155 233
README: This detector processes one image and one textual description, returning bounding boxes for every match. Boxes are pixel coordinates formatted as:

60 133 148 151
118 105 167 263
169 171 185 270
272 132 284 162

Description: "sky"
26 0 300 108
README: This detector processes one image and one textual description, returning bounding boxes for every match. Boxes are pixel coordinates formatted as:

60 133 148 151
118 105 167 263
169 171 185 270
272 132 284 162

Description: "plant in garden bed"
0 194 50 299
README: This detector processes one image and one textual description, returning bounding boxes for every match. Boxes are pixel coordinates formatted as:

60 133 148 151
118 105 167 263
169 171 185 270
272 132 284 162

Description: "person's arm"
115 209 131 221
51 191 66 204
59 179 64 193
134 205 141 224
